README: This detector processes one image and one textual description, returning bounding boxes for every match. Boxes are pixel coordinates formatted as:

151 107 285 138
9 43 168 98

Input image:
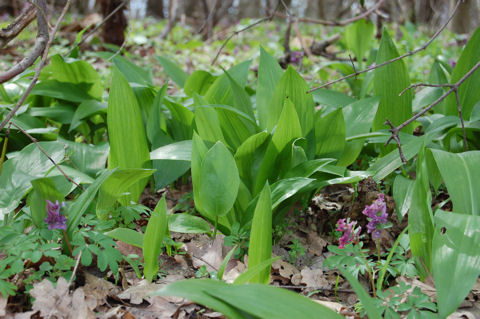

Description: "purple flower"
449 58 456 68
362 193 388 239
289 51 303 65
336 218 361 249
45 200 67 230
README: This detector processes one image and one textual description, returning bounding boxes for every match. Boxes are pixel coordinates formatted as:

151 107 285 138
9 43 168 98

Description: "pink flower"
362 193 388 239
336 218 361 249
45 200 67 230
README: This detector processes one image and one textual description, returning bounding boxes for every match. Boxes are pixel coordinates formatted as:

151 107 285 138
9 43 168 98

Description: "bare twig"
197 0 218 38
293 19 313 61
10 121 80 187
0 5 36 47
307 0 463 93
274 0 386 27
385 61 480 163
0 0 48 84
211 2 280 66
0 0 70 131
66 0 127 56
349 54 357 80
68 250 82 287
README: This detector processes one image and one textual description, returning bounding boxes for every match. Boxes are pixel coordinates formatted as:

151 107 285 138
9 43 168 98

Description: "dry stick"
0 0 48 84
274 0 386 27
211 4 280 66
293 18 314 61
10 121 81 188
385 61 480 163
307 0 463 93
65 0 128 56
27 0 52 29
197 0 218 36
0 5 36 47
349 54 357 80
0 0 71 132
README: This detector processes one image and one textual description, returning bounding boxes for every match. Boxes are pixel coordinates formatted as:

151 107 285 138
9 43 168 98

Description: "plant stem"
62 229 73 257
358 243 377 297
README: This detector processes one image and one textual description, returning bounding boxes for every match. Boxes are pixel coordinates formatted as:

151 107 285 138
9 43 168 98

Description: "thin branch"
274 0 386 27
27 0 51 29
0 0 49 84
10 121 80 188
399 83 453 96
0 0 71 131
0 5 36 47
211 5 279 66
293 18 313 60
307 0 463 93
65 0 127 56
385 61 480 163
454 89 468 152
349 54 357 80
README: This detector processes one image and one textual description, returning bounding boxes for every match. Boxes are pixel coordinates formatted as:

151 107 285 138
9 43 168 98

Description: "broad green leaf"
198 142 240 217
164 99 194 140
46 54 103 99
107 67 151 204
156 56 188 88
213 105 257 150
207 282 343 319
409 146 434 272
105 227 144 248
96 169 155 220
233 257 280 285
392 175 414 221
66 169 114 237
204 60 251 106
234 131 270 192
433 210 480 318
59 138 109 177
430 149 480 215
29 103 75 124
271 177 315 209
247 182 272 284
311 88 355 109
168 213 211 234
339 267 382 319
218 246 237 281
146 83 168 144
429 60 449 114
143 196 168 282
45 165 94 195
150 140 192 161
191 133 209 216
113 55 152 85
194 105 225 145
257 46 283 129
153 279 244 319
338 97 379 166
31 80 94 102
284 159 336 179
0 142 65 220
184 70 216 96
132 85 156 125
254 100 302 194
315 108 346 158
69 100 107 132
27 178 64 228
373 28 412 134
445 26 480 119
268 66 315 139
345 19 374 67
225 70 255 121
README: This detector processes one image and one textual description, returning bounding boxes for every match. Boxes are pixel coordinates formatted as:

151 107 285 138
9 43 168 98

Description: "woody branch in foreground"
307 0 464 93
0 0 71 132
0 0 48 84
385 61 480 164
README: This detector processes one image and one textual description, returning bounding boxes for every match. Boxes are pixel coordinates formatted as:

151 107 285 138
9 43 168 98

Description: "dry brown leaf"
0 295 6 317
306 231 327 256
300 268 329 288
30 277 96 319
272 259 299 280
223 260 246 283
447 302 480 319
185 235 224 271
117 279 164 304
313 299 344 313
82 272 118 308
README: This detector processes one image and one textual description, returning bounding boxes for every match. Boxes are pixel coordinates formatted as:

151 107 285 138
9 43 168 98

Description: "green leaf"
433 210 480 318
107 67 151 204
150 140 192 161
66 169 114 237
345 19 374 67
257 46 283 130
247 182 272 284
69 100 107 132
168 213 211 234
194 105 226 145
311 88 356 109
143 196 168 281
96 169 155 220
218 246 237 281
27 178 64 228
113 56 152 85
0 142 65 220
224 70 255 121
32 80 95 102
164 99 194 141
430 150 480 215
233 257 280 285
198 142 240 217
191 133 209 216
29 103 75 124
105 227 144 248
184 70 216 96
445 27 480 119
392 175 414 221
156 56 188 88
59 138 109 177
315 108 346 158
271 177 315 209
373 28 412 134
408 146 434 272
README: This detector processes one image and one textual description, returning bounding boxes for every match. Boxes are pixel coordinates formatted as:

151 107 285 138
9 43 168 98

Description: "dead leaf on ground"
447 302 480 319
306 231 327 256
0 296 6 317
314 299 344 313
82 272 119 308
272 259 299 281
301 268 329 288
128 295 178 319
185 235 224 272
117 279 164 304
30 277 96 319
222 260 246 283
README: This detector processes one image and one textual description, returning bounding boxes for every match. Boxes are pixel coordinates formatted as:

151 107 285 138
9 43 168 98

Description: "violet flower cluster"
45 200 67 230
362 193 388 239
290 51 303 65
336 218 361 249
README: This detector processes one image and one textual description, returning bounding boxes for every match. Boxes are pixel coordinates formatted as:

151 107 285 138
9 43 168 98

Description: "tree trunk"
148 0 164 18
450 0 480 34
100 0 127 45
